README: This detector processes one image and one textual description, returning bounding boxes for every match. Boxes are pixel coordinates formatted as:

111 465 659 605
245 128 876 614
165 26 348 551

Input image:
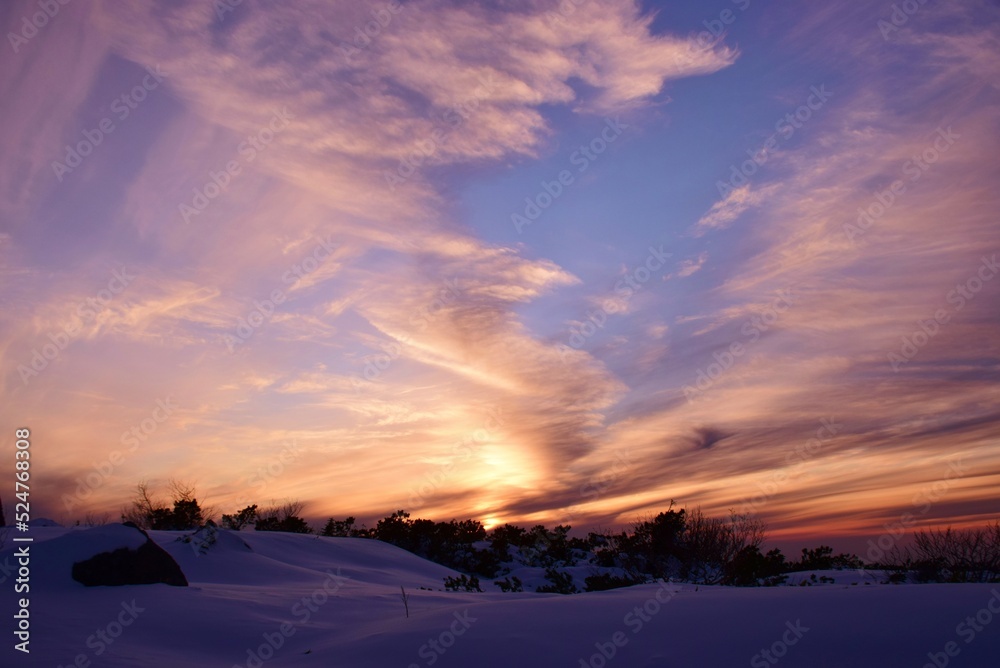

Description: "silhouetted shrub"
255 501 312 534
371 511 499 577
222 505 258 531
122 481 204 530
683 510 765 585
495 576 523 592
725 546 788 586
536 568 577 594
321 516 357 537
443 574 482 592
584 572 643 591
910 523 1000 583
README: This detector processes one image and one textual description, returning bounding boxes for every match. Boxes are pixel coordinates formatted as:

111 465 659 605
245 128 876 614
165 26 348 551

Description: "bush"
590 505 687 580
796 546 834 570
910 523 1000 583
584 572 643 591
321 516 357 537
494 576 523 593
489 524 528 560
121 481 204 530
443 574 482 592
724 546 787 587
536 568 577 594
168 498 203 530
371 511 498 576
221 505 258 531
789 546 862 572
255 501 312 534
683 510 766 585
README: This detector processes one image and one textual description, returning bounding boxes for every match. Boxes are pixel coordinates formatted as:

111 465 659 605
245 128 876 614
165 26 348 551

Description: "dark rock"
72 525 188 587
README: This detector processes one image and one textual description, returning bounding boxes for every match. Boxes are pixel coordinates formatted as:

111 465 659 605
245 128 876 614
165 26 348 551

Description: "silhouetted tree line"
118 483 996 589
588 504 786 586
881 523 1000 584
120 481 205 530
329 504 868 589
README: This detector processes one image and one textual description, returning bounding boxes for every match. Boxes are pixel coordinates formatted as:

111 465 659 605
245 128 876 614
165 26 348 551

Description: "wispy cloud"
3 0 998 545
676 252 709 278
692 184 772 235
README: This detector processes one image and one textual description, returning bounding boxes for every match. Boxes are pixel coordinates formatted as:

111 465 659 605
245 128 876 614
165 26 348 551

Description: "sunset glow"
2 0 999 552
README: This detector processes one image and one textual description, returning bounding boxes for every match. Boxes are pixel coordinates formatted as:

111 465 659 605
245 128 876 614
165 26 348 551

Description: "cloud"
583 5 1000 538
7 0 998 543
2 0 739 523
692 184 772 235
676 252 709 278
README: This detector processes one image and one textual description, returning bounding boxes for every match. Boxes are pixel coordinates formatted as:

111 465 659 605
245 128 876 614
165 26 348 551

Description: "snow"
2 526 998 667
11 524 150 586
27 518 62 527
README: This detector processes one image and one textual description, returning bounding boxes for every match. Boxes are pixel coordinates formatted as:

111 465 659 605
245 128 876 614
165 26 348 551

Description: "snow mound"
153 530 462 589
2 523 157 586
7 529 999 667
175 523 253 556
28 517 62 527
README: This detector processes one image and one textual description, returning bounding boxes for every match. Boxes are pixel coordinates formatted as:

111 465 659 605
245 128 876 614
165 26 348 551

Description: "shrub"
584 572 642 592
372 511 498 576
910 523 1000 583
221 505 258 531
724 546 787 586
536 568 577 594
255 501 312 534
494 576 523 593
796 546 834 570
683 510 765 585
443 574 482 592
121 481 204 530
321 516 357 537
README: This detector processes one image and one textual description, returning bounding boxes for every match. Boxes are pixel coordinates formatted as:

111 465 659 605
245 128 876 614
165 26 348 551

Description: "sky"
1 0 998 552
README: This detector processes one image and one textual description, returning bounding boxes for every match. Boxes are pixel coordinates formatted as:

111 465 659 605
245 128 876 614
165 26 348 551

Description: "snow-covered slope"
2 526 998 667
